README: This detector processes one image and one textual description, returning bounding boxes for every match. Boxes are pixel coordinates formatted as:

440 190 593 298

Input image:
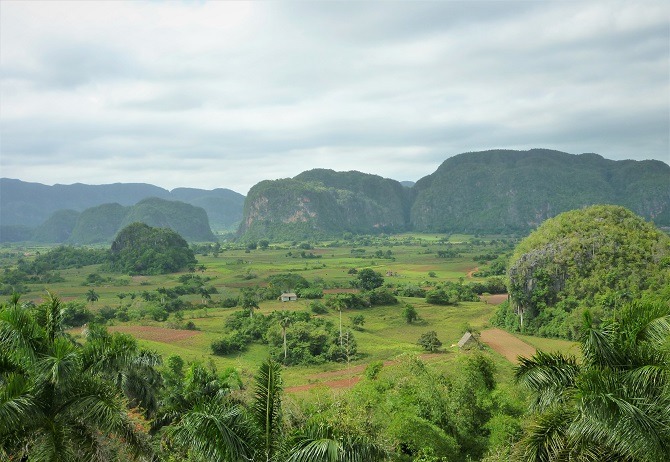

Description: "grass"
4 234 535 388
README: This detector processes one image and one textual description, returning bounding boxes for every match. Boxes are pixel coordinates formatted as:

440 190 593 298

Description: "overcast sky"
1 1 668 194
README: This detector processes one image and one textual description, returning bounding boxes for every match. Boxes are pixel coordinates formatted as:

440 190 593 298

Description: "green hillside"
493 205 670 338
45 199 216 244
410 149 670 234
121 197 215 242
240 171 410 241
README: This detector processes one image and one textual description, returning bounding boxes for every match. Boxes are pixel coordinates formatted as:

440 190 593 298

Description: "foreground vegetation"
1 208 669 461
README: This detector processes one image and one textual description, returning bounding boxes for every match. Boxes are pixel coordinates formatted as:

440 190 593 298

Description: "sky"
1 1 668 195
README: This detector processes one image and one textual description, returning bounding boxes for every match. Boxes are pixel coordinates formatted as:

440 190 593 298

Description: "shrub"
310 301 328 314
368 288 398 306
418 331 442 352
211 332 248 355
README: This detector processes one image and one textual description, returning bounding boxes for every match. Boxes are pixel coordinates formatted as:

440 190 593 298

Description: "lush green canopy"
108 222 197 275
499 205 670 338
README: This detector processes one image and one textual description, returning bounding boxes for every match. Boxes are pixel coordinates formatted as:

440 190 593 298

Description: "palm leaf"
253 358 283 460
166 400 254 462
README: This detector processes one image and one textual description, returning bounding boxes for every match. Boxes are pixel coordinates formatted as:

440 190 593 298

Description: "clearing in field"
480 328 536 364
107 325 201 343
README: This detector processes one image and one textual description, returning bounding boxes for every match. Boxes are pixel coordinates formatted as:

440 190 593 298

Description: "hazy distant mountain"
410 149 670 233
0 179 245 235
32 209 81 243
399 181 415 188
5 198 216 244
170 188 245 231
239 170 410 241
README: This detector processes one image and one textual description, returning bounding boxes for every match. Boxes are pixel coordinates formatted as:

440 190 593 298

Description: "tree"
86 288 99 306
199 286 212 305
0 292 152 460
418 331 442 352
403 304 419 323
514 301 670 461
241 287 260 318
350 314 365 330
356 268 384 291
279 314 292 361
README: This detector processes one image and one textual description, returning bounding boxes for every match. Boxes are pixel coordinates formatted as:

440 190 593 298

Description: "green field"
2 234 577 389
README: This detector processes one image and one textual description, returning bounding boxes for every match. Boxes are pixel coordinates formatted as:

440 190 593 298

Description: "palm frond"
166 400 254 462
253 358 283 459
516 406 575 462
285 424 340 462
515 351 578 412
0 372 43 434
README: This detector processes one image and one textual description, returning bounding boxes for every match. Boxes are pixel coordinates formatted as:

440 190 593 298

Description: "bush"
403 304 419 324
310 301 328 314
298 287 324 299
418 331 442 352
96 306 118 323
61 302 94 327
368 288 398 306
220 297 238 308
426 289 457 306
211 332 248 355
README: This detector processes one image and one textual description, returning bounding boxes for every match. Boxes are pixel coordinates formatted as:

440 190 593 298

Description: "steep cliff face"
240 171 410 240
410 149 670 234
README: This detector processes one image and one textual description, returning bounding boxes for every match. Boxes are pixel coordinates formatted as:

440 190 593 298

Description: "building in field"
279 292 297 302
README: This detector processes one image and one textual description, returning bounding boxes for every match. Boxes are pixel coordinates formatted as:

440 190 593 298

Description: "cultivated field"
2 233 579 390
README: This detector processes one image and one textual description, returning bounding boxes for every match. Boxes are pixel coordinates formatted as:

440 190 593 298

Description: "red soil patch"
479 328 536 364
284 353 446 393
466 266 479 278
479 294 508 305
107 325 201 344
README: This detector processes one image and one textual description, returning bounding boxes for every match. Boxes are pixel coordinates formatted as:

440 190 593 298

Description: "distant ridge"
2 149 668 242
409 149 670 233
239 149 670 239
0 179 244 232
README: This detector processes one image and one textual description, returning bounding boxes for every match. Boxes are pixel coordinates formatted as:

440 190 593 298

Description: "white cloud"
1 0 668 193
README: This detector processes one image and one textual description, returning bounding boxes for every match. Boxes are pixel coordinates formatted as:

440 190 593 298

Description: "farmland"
2 233 577 390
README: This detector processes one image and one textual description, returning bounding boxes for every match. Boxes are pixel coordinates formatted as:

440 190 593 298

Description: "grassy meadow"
2 234 578 389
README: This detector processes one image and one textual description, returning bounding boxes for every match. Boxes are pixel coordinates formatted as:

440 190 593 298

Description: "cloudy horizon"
1 1 668 195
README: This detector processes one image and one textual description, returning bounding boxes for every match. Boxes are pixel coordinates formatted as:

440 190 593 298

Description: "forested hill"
239 149 670 239
240 170 410 241
17 198 215 244
3 149 669 242
0 179 244 231
410 149 670 234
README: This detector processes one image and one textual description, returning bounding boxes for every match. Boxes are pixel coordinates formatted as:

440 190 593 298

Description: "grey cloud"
1 1 668 192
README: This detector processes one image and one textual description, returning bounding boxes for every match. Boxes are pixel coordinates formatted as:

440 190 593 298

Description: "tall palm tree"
514 300 670 462
0 292 152 460
86 288 99 306
279 315 292 361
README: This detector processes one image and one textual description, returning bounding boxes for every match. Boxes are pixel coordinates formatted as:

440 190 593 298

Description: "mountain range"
2 149 668 243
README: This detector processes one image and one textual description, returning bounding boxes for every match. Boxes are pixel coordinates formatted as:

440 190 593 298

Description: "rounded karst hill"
109 222 197 275
498 205 670 339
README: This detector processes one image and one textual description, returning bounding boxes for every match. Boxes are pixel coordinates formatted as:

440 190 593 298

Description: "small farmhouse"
457 331 478 350
279 292 298 302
